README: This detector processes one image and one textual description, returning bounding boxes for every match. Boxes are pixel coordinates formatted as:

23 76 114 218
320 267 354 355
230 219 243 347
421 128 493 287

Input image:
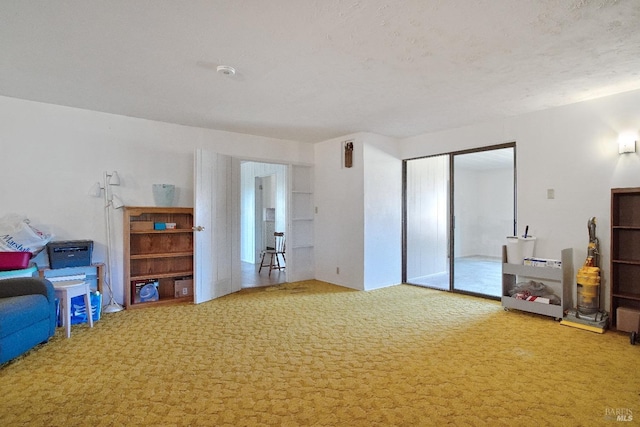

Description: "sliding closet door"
404 144 515 297
452 147 515 297
404 155 449 289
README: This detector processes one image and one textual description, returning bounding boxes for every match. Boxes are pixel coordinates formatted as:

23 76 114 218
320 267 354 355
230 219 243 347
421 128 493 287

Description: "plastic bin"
0 264 38 279
506 236 536 264
152 184 175 207
0 252 32 271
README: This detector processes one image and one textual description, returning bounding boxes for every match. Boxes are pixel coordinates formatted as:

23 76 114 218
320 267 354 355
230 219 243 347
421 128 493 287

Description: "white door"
404 155 450 289
193 149 239 304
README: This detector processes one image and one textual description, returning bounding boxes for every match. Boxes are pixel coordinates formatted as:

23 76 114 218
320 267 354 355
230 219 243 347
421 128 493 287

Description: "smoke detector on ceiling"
216 65 236 76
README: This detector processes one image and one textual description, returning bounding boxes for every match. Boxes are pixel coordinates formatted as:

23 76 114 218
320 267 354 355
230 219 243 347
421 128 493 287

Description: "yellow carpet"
1 281 638 426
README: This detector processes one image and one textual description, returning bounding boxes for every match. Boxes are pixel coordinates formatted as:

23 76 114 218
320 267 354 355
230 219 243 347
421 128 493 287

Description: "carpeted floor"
1 280 638 426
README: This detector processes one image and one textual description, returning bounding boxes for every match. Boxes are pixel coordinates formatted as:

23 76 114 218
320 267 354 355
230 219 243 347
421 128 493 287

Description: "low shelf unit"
501 247 573 320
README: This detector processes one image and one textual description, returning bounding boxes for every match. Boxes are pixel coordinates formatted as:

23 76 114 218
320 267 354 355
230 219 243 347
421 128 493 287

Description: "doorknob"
192 226 205 231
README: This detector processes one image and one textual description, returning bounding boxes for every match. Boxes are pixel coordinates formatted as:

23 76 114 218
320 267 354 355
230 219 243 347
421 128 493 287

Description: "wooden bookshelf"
610 188 640 327
123 207 194 309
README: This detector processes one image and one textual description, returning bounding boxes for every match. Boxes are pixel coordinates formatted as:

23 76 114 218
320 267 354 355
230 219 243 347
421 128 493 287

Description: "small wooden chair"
259 232 286 276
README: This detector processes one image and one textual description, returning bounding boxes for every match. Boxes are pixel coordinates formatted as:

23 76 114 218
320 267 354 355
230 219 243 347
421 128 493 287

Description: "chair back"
274 232 285 254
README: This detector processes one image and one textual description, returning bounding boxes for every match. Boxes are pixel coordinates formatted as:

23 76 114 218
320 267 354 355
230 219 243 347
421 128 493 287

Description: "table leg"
84 287 94 328
64 293 71 338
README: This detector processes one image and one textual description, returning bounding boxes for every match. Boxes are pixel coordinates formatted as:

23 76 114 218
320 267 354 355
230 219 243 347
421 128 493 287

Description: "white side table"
53 280 93 338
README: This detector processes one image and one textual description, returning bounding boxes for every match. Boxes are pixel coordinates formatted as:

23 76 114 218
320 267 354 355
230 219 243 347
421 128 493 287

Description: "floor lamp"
90 171 125 313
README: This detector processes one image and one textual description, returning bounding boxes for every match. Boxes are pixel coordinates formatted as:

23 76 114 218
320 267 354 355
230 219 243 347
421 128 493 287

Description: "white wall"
314 134 365 289
3 87 639 304
314 132 402 290
401 88 640 310
0 96 313 304
363 134 402 290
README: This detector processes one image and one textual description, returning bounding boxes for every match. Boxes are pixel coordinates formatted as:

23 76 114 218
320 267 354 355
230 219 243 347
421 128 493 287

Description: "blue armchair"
0 277 56 364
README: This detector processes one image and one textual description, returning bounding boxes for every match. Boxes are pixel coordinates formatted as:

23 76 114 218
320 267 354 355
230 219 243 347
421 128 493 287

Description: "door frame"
195 151 315 302
402 142 517 297
238 159 316 284
241 164 286 270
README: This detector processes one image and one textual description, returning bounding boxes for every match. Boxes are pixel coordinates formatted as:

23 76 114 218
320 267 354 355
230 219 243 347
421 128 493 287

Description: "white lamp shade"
88 182 102 197
111 194 125 209
109 171 121 186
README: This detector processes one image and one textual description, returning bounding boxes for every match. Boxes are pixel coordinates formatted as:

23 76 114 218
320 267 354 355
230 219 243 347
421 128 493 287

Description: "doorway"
403 144 516 298
194 150 315 303
240 161 287 288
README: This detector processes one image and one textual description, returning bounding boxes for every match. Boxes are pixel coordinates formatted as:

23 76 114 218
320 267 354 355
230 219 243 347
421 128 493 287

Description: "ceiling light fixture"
216 65 236 76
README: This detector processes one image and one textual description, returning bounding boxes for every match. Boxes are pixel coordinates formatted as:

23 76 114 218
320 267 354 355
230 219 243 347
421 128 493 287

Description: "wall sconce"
89 171 125 313
618 133 637 154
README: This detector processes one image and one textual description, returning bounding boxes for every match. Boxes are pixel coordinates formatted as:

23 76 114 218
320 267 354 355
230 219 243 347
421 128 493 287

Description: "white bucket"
152 184 175 207
506 236 536 264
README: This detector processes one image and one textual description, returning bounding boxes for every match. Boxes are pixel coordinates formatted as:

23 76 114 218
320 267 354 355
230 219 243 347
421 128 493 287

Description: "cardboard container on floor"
617 307 640 333
174 278 193 298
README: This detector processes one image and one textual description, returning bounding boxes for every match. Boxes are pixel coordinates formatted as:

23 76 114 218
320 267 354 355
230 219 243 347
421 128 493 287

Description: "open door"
193 149 239 304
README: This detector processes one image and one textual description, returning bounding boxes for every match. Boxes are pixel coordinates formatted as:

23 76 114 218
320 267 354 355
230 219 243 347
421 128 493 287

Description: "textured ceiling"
1 1 639 143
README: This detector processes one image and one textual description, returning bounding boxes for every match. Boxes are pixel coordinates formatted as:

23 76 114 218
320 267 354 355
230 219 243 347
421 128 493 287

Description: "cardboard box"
131 221 154 231
617 306 640 333
174 278 193 298
523 257 562 268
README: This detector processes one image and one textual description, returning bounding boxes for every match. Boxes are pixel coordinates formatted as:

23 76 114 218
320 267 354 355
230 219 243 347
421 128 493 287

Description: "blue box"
154 222 166 230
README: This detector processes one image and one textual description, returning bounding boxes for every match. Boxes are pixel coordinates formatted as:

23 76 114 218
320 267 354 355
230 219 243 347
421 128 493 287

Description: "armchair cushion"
0 277 56 364
0 294 51 338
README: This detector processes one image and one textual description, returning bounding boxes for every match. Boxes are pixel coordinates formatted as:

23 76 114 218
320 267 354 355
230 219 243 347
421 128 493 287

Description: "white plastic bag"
0 214 54 256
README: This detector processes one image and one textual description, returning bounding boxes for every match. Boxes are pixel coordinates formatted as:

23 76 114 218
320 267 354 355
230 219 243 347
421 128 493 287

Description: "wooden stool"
53 280 93 338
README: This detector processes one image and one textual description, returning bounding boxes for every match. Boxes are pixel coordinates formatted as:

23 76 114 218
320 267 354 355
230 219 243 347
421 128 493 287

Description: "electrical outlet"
547 189 555 199
336 267 340 274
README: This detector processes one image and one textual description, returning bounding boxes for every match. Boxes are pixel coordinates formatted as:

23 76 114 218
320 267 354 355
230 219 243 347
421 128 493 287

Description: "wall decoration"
344 141 354 168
